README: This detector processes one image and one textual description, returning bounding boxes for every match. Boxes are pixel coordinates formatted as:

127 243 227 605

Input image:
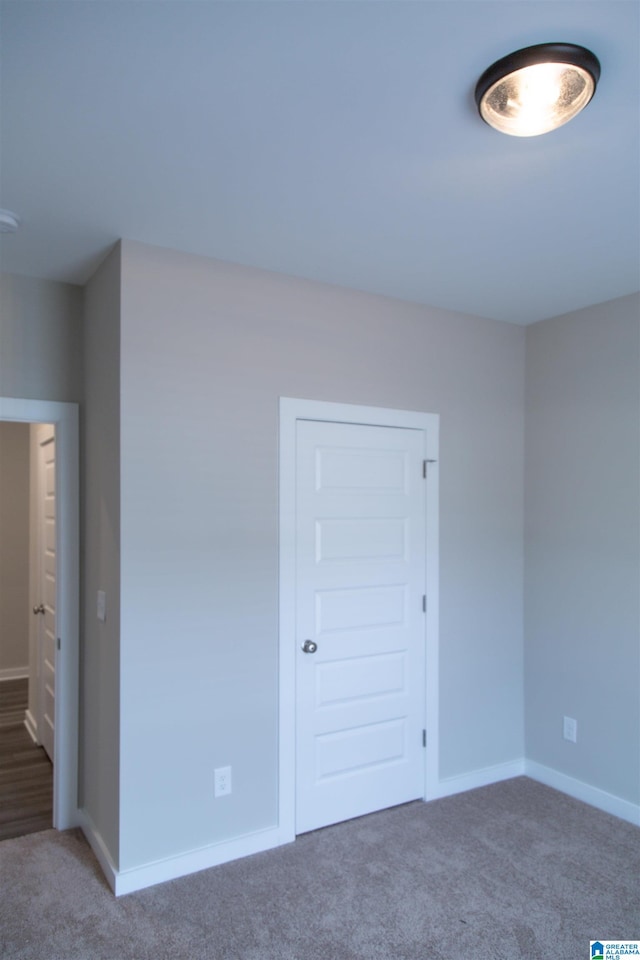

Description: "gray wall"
4 248 637 879
524 294 640 804
5 251 637 881
81 246 121 866
0 421 30 673
0 273 83 403
117 240 525 870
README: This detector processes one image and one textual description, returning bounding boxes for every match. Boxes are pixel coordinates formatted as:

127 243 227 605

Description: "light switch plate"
97 590 106 622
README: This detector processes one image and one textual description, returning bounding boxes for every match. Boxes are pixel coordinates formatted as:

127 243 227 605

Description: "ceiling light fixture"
475 43 600 137
0 209 20 233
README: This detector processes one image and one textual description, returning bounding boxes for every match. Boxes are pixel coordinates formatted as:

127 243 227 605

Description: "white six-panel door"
295 419 426 833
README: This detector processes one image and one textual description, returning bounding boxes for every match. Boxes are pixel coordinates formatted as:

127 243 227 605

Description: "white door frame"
0 397 80 830
279 397 439 842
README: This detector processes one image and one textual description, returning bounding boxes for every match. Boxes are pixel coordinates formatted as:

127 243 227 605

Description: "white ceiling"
0 1 638 325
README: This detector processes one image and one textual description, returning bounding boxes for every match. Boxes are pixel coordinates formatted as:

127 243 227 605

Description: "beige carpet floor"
0 777 638 959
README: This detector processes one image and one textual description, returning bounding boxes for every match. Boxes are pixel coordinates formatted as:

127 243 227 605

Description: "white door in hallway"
35 426 56 763
295 419 426 834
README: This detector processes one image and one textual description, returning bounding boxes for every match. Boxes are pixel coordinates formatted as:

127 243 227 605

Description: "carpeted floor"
0 777 638 960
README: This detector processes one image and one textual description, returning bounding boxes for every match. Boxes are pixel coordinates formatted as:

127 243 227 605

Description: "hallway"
0 678 52 840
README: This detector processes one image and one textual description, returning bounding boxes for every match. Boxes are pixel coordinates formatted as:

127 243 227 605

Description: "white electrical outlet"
214 766 232 798
563 716 577 743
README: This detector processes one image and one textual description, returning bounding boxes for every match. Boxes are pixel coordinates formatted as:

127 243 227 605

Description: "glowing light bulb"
475 44 600 137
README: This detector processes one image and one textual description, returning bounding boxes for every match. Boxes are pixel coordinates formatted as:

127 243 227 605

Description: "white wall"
81 246 121 866
525 294 640 805
117 240 525 871
0 421 30 676
0 273 82 403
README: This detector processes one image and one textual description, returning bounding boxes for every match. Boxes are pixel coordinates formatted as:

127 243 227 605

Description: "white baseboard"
24 709 39 744
433 757 639 827
0 666 29 681
78 759 638 897
525 760 640 827
78 809 119 894
112 825 289 897
79 815 293 896
433 758 526 800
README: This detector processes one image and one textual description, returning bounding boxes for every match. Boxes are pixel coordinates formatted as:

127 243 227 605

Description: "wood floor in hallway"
0 678 52 841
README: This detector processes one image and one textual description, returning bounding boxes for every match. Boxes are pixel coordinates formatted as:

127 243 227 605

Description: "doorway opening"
0 397 79 833
0 420 55 838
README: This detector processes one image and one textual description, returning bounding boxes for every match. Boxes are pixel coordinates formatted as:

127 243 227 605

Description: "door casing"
279 397 439 841
0 397 79 830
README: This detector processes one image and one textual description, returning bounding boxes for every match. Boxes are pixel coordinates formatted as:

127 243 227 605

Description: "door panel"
315 652 405 705
295 419 426 834
317 517 407 562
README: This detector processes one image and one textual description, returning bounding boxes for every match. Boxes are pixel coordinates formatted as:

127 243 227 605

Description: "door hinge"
422 594 426 613
422 729 427 748
57 637 61 651
423 459 437 478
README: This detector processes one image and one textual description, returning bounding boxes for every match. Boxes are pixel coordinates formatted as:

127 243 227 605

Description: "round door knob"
33 604 45 615
301 639 318 654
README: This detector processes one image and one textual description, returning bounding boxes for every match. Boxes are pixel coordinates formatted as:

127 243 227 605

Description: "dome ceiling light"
475 43 601 137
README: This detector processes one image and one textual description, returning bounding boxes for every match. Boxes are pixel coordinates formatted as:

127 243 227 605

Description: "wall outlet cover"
563 716 577 743
214 766 232 798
